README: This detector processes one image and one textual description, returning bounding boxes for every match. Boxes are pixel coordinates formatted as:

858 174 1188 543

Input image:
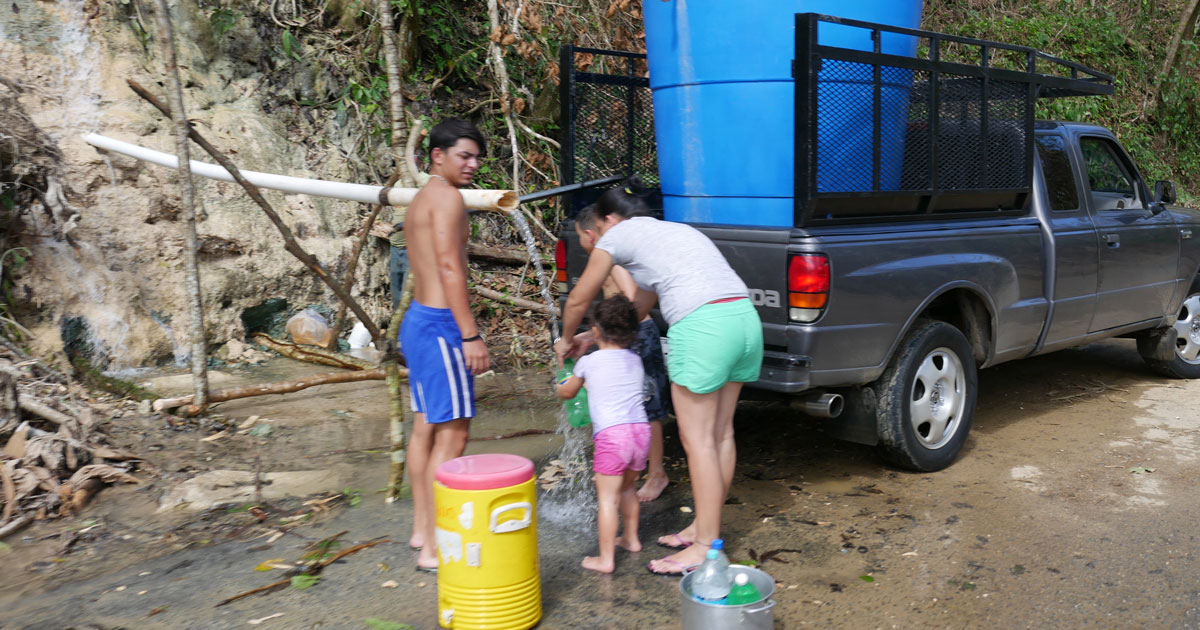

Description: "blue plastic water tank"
644 1 924 226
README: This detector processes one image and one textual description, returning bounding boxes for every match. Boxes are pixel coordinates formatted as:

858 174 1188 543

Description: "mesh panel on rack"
900 69 932 191
985 82 1027 189
566 51 658 187
815 62 1031 195
816 59 875 193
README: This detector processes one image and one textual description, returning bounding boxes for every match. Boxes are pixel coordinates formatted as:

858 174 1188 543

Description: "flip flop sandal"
656 533 693 550
416 564 438 574
647 557 697 576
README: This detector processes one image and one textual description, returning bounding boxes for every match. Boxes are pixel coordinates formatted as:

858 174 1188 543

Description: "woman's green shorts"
667 298 763 395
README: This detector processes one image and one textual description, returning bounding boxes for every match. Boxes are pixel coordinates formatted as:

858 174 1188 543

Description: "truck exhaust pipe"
792 392 844 418
792 393 849 417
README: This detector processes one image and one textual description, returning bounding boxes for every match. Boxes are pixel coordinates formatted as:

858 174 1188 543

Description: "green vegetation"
927 0 1200 204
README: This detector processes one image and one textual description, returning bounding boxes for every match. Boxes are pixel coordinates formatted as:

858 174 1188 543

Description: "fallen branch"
215 538 391 607
18 399 73 426
153 368 390 414
474 286 559 316
0 514 31 539
127 80 385 344
0 463 16 525
467 242 542 266
251 333 377 370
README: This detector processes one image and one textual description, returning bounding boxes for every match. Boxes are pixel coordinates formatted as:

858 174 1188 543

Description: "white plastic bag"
286 308 333 346
347 321 374 349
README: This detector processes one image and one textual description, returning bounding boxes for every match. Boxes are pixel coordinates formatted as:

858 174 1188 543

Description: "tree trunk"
152 0 209 410
1155 0 1200 105
386 273 415 500
376 0 410 182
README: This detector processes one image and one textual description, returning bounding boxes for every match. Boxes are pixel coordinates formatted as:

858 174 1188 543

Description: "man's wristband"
462 334 482 343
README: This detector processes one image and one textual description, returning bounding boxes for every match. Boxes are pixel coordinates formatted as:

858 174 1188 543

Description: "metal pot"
679 565 776 630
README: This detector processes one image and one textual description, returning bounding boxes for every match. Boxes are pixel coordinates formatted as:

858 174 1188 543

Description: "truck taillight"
788 254 829 323
554 239 568 292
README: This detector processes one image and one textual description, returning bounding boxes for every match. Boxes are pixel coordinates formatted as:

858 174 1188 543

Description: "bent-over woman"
554 183 763 575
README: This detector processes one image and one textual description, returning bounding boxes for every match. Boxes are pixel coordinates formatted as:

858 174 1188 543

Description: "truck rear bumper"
751 350 813 393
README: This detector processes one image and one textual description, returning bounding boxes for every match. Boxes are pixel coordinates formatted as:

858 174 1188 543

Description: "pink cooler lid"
436 454 534 490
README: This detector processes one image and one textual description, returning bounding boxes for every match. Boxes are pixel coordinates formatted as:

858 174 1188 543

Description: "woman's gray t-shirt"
594 216 748 326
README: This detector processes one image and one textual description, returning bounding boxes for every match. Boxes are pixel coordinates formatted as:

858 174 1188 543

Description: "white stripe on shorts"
437 337 461 419
452 346 472 417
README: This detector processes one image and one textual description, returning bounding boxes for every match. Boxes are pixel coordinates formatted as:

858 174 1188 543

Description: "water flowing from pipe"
538 407 597 534
507 210 559 341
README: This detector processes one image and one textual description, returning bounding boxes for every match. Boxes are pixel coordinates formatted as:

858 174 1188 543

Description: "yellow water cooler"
434 453 541 629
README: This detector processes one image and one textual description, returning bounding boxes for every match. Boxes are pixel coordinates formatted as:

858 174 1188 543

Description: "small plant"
343 487 363 507
209 8 240 40
290 574 321 590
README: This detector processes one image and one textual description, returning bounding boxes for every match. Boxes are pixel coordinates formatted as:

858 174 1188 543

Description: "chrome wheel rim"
909 347 966 450
1172 295 1200 364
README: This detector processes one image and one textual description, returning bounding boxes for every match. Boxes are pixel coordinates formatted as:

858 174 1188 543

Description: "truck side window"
1080 137 1136 198
1035 135 1079 211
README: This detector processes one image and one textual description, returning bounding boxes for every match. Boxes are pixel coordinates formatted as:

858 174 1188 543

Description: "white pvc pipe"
83 133 518 213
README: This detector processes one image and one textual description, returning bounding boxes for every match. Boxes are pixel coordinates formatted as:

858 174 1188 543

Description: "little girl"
556 294 651 573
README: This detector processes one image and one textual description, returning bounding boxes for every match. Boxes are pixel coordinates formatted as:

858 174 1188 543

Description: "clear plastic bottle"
710 538 731 577
690 549 732 603
725 572 764 606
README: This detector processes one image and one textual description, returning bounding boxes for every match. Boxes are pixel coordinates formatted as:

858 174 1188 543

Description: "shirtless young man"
399 119 490 572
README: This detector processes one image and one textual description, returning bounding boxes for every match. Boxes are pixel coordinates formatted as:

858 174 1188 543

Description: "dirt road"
2 338 1198 629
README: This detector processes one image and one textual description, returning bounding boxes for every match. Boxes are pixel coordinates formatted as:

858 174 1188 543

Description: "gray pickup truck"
553 16 1200 471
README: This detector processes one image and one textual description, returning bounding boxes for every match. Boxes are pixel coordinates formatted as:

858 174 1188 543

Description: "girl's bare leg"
617 468 643 551
583 472 625 573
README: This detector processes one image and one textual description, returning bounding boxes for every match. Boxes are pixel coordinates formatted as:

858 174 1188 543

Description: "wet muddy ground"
3 338 1199 629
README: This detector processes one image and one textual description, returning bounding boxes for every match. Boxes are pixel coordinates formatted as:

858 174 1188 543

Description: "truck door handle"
1182 229 1193 240
1103 233 1120 247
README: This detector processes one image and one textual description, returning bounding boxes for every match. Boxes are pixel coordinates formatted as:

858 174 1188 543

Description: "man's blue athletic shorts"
399 301 475 423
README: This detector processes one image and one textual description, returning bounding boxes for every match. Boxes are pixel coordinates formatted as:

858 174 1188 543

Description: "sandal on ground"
656 533 693 550
416 564 438 574
647 557 697 576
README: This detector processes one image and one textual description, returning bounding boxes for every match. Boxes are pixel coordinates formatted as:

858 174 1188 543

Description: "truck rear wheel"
875 320 977 471
1137 281 1200 379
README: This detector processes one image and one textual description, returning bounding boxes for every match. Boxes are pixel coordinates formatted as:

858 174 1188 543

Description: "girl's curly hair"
592 294 638 348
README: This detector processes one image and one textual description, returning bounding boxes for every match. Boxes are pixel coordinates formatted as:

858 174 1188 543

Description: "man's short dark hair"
429 118 487 160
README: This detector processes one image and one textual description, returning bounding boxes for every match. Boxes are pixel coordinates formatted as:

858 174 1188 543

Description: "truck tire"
1137 281 1200 379
875 320 977 472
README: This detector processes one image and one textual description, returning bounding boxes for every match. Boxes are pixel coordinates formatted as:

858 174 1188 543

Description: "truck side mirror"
1154 180 1177 205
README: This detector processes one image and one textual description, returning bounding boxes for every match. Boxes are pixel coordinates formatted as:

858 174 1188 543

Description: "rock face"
1 0 393 369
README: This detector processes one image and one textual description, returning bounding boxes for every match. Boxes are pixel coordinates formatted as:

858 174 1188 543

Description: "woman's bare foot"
408 535 424 550
581 556 615 573
617 536 642 552
416 549 439 572
662 544 706 571
636 472 669 502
